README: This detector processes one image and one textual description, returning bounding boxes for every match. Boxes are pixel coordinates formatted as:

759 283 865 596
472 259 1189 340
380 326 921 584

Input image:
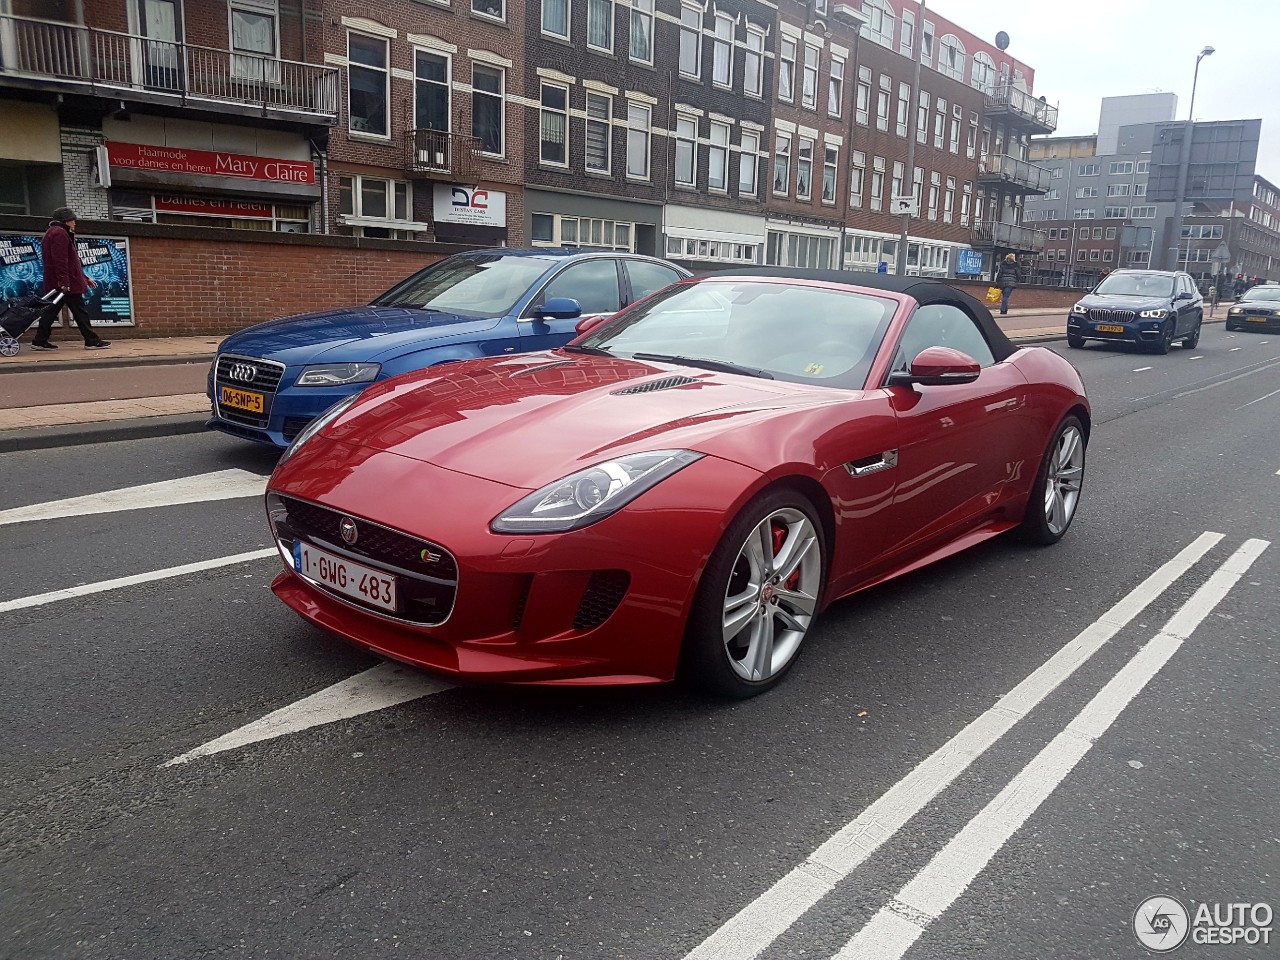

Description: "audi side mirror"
532 297 582 321
888 346 982 388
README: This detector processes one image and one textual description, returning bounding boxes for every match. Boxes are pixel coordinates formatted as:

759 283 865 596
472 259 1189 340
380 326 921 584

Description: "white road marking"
1189 355 1204 360
0 549 277 613
164 662 452 766
834 538 1269 960
1230 347 1242 352
679 532 1223 960
0 469 268 527
1237 386 1280 410
1133 366 1153 372
1130 355 1280 402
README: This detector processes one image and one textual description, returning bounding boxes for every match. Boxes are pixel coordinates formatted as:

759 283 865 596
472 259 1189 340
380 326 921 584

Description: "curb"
0 413 210 453
0 354 215 374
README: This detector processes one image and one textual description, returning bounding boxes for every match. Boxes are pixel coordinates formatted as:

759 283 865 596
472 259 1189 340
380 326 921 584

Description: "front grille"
612 376 699 395
573 570 630 630
272 495 458 625
1086 308 1137 324
1242 308 1279 317
213 353 286 429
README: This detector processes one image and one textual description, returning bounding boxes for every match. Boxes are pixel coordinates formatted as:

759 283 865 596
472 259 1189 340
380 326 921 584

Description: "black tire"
1182 314 1202 349
1066 332 1085 349
681 488 827 698
1149 319 1174 355
1017 415 1086 546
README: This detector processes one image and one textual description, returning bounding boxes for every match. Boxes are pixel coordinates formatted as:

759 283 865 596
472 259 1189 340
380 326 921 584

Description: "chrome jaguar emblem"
339 517 358 545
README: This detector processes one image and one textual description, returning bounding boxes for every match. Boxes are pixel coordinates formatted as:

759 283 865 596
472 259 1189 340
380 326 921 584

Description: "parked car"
1224 285 1280 333
264 269 1090 698
206 249 690 447
1066 269 1203 353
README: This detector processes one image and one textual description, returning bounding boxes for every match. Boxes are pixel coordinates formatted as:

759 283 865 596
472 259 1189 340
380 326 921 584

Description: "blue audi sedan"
207 249 689 447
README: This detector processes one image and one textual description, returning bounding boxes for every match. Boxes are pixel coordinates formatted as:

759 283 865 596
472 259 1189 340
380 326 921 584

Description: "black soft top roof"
705 266 1019 362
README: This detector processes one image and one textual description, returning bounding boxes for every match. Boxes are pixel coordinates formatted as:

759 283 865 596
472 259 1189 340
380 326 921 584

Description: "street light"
1166 45 1215 270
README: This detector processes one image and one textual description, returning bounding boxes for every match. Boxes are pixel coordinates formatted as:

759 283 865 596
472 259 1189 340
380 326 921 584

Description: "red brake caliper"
772 522 802 590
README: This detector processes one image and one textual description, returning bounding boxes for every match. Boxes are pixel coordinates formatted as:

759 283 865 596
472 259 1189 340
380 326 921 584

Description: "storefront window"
529 212 637 252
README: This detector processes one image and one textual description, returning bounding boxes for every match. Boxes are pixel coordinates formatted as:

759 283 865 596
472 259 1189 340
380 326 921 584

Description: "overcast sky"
927 0 1280 181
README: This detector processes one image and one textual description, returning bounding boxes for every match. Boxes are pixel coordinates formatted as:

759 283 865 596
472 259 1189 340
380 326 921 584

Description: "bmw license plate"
1095 324 1125 334
294 541 398 613
1248 317 1268 323
219 385 265 413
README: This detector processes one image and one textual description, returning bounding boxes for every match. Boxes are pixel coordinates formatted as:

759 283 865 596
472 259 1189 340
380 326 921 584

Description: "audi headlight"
1139 308 1169 319
296 362 381 387
491 450 704 534
1071 302 1088 315
278 393 362 464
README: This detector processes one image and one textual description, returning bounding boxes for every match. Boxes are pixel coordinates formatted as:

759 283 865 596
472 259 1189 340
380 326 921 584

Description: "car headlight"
491 450 704 534
1071 303 1088 315
295 362 381 387
1139 308 1169 319
278 392 362 464
1229 307 1244 314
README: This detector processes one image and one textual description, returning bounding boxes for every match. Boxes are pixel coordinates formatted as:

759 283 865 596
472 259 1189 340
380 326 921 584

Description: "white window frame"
856 66 870 126
849 150 864 208
802 43 820 109
739 130 760 196
229 0 281 81
797 137 814 201
629 0 654 64
938 34 964 81
712 13 734 88
626 101 651 180
472 0 506 22
744 26 765 98
824 145 840 205
542 0 570 41
828 54 845 118
347 31 390 140
584 91 612 174
471 63 505 157
865 0 895 48
779 37 796 103
679 4 702 79
412 47 451 135
539 81 570 167
896 81 909 137
773 132 792 197
587 0 613 52
674 113 698 187
971 51 994 91
708 121 730 192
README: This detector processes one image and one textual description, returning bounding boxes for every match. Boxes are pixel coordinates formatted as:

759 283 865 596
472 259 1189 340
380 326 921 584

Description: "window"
823 147 839 204
1105 227 1117 240
920 20 935 66
1104 206 1128 219
626 102 650 178
871 157 885 212
779 37 796 102
745 27 764 97
802 44 820 109
912 165 923 205
472 65 504 154
1051 167 1063 179
856 67 871 125
766 230 838 269
928 171 939 220
534 215 635 252
679 5 701 78
625 260 681 301
414 50 449 133
585 93 611 173
739 131 759 195
877 82 890 132
1076 186 1098 198
542 0 569 39
713 14 734 87
896 82 909 136
944 177 954 223
865 0 895 48
938 35 964 81
1107 183 1131 197
933 106 944 148
1134 183 1147 197
472 0 505 20
967 113 977 158
900 9 914 57
971 52 995 91
629 0 653 62
894 304 996 371
849 151 864 208
1057 248 1066 261
675 114 698 186
916 90 928 144
1137 160 1149 174
1129 250 1151 265
707 122 730 191
1076 249 1087 262
797 138 814 200
338 174 410 235
774 132 791 195
1092 227 1103 239
347 33 388 137
1073 208 1095 219
1090 249 1100 262
1103 249 1114 262
542 260 622 315
1079 163 1099 176
829 56 845 117
539 83 569 166
949 117 960 154
961 181 971 225
230 0 279 80
1048 228 1057 241
1109 161 1134 175
587 0 613 51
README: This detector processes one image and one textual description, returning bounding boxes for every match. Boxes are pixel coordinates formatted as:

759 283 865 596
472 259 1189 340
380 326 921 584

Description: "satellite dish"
995 31 1010 50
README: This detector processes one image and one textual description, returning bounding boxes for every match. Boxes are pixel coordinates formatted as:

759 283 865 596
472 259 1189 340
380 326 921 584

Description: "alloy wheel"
1044 425 1085 536
721 508 821 683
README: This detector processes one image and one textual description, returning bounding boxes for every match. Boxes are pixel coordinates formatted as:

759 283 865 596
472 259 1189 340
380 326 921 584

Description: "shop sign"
957 249 985 275
0 233 135 326
154 195 274 218
106 142 315 184
433 185 506 227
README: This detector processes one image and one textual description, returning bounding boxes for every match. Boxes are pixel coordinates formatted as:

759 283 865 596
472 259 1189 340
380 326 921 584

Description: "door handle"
845 449 899 476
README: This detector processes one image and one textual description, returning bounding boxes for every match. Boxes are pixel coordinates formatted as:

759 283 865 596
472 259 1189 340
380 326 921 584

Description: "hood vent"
510 359 580 378
611 375 700 395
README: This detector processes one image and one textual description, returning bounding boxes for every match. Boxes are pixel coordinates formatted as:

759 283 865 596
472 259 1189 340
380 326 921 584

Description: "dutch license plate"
1095 324 1125 334
1248 316 1269 323
220 385 265 413
294 541 398 613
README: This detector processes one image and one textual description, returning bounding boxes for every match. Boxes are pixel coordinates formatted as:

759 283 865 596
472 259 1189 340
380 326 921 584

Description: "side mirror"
532 297 582 321
574 313 610 336
888 346 982 387
1174 291 1193 302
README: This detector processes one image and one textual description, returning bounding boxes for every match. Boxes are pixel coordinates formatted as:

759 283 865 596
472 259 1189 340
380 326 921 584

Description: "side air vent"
573 571 630 630
510 360 579 378
612 375 699 395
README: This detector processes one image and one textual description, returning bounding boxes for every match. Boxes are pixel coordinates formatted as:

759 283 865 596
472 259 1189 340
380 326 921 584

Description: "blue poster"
0 232 135 326
957 249 985 276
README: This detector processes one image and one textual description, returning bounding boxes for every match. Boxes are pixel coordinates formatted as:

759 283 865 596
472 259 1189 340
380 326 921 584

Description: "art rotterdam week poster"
0 233 136 326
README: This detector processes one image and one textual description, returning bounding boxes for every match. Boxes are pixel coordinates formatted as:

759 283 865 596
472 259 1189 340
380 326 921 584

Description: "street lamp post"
895 0 926 276
1167 46 1214 271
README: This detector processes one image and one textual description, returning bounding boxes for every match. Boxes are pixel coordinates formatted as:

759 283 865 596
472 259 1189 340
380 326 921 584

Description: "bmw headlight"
1139 308 1169 319
296 362 381 387
1229 307 1244 314
491 450 704 534
278 392 362 464
1071 302 1088 315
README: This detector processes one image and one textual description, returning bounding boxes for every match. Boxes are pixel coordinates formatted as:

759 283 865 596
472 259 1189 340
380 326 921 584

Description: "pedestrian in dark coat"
995 253 1019 316
33 207 109 349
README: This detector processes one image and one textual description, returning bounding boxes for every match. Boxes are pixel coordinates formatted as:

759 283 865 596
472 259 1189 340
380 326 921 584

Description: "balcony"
976 154 1051 194
972 220 1047 254
0 14 338 123
406 128 485 180
983 83 1058 135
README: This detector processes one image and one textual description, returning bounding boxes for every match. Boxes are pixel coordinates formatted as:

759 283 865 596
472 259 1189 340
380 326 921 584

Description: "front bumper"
1067 313 1170 345
206 364 363 448
1225 311 1280 332
266 435 764 686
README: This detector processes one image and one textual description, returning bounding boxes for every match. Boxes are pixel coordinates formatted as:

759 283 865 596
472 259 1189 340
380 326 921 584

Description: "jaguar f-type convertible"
266 270 1090 697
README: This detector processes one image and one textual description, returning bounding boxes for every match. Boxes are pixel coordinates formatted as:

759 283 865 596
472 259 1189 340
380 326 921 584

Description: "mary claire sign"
433 185 506 227
106 142 316 184
0 233 135 326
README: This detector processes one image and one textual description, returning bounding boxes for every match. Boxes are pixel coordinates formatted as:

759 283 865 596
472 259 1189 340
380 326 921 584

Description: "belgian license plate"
220 385 265 413
1095 324 1125 334
294 541 398 613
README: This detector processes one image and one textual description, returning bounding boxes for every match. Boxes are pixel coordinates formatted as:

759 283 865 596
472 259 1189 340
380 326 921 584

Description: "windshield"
1094 273 1175 298
373 255 553 317
1240 287 1280 302
579 279 898 389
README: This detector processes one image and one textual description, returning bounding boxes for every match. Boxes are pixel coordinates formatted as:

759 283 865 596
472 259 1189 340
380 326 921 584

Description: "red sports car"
266 270 1089 697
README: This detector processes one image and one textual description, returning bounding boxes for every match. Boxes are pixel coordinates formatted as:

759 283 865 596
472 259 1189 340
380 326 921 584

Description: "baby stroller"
0 290 65 357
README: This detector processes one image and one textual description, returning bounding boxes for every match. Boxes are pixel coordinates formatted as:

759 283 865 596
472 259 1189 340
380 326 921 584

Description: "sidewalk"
0 310 1073 452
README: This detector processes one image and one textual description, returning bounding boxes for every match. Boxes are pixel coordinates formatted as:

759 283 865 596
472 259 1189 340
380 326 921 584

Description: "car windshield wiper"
561 344 614 356
629 353 775 380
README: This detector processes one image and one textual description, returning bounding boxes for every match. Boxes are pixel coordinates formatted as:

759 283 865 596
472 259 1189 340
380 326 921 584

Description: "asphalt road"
2 326 1277 960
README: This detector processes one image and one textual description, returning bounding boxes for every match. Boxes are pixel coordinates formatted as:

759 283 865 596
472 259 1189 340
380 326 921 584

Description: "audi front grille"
214 353 287 429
